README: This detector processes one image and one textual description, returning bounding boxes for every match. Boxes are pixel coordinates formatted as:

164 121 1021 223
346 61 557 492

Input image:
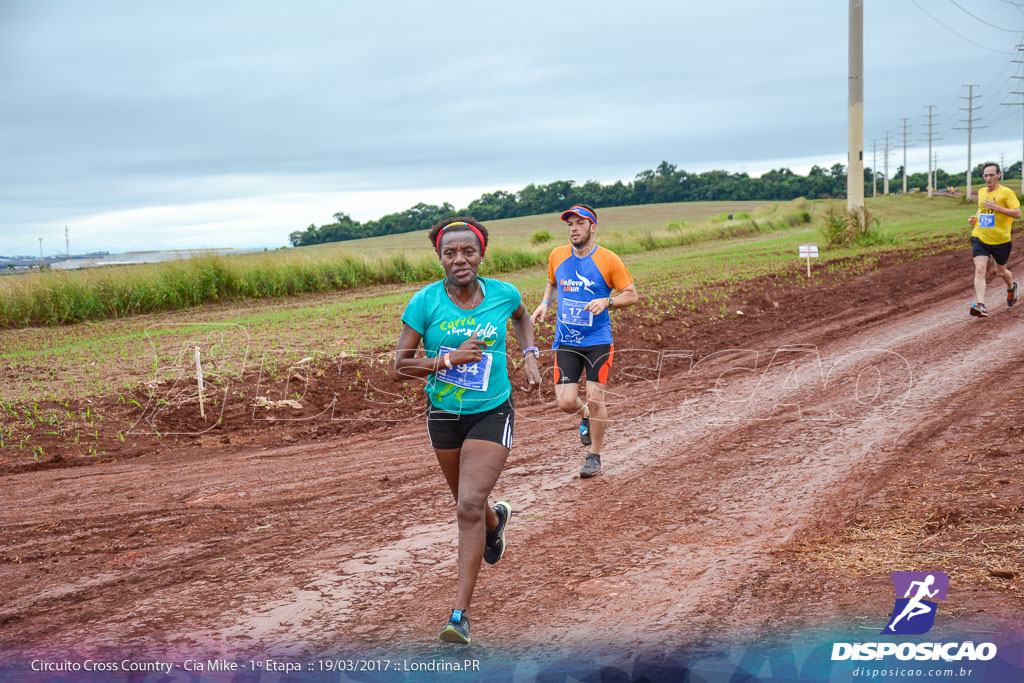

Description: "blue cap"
560 206 597 225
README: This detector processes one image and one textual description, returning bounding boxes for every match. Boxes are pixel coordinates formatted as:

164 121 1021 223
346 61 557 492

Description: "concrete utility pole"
847 0 865 214
924 105 937 197
872 138 878 197
65 226 70 261
38 238 43 268
957 84 983 198
899 117 911 193
884 131 891 195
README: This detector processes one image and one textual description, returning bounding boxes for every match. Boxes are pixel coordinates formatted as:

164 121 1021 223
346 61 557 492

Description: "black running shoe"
579 453 602 478
970 302 989 318
484 501 511 565
1009 281 1019 307
439 610 470 644
579 415 591 446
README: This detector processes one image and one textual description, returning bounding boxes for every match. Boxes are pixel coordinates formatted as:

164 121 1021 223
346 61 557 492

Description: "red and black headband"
435 221 486 256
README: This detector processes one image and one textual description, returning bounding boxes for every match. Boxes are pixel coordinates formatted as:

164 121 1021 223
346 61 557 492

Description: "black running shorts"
426 398 514 450
554 344 614 385
971 236 1012 265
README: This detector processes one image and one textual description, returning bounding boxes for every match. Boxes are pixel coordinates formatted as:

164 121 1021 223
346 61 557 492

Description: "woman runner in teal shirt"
394 217 541 645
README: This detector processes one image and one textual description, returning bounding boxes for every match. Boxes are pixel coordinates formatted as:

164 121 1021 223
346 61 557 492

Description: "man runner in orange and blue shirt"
531 204 638 478
967 161 1022 317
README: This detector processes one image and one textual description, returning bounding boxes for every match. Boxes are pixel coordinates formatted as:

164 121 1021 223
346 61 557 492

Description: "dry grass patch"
787 444 1024 600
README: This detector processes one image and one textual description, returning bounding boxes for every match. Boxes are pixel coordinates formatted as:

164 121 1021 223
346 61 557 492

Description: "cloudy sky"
3 1 1024 254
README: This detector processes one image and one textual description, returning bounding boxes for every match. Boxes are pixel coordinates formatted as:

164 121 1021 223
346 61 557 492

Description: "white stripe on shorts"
502 412 512 449
426 404 436 449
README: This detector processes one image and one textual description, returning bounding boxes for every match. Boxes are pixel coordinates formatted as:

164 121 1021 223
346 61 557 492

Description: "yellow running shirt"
972 184 1020 245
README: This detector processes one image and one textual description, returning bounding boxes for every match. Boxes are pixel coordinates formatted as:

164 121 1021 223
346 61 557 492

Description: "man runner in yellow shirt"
967 161 1022 317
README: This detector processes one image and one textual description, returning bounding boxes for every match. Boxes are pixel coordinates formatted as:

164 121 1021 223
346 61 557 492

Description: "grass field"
0 193 977 406
301 200 771 255
0 192 986 329
0 201 783 328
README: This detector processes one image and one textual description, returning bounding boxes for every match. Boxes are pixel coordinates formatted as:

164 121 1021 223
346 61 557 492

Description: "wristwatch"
523 346 540 359
607 296 614 308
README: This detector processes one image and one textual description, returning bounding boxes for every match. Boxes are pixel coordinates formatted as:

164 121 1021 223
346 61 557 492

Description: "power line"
884 131 891 195
979 53 1017 98
937 51 1019 140
872 138 878 197
900 117 912 193
998 0 1024 14
1004 44 1024 171
949 0 1024 32
924 106 938 197
986 102 1020 126
886 14 1024 152
955 84 984 195
912 0 1013 54
983 44 1024 128
935 52 1015 136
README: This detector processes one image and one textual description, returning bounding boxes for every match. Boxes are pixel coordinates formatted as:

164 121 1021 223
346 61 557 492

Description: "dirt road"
2 243 1022 677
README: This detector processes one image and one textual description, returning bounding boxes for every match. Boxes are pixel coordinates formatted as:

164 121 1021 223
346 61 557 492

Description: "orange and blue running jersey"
547 244 633 348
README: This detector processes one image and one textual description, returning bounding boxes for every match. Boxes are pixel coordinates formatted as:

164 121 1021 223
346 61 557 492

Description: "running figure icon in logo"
881 572 949 635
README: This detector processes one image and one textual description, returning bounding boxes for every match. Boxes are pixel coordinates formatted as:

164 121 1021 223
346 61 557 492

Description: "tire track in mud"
3 246 1023 660
299 278 1024 654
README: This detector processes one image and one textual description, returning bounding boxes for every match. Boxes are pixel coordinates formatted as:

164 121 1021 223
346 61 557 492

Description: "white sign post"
195 346 206 419
799 244 819 278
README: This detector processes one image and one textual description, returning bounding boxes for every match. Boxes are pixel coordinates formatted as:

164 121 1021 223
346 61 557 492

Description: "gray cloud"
1 0 1019 252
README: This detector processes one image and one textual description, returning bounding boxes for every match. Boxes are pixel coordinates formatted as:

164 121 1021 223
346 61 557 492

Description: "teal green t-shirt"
401 277 523 414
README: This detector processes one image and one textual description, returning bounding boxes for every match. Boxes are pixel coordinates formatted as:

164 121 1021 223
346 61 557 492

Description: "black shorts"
554 344 614 385
426 398 514 450
971 236 1012 265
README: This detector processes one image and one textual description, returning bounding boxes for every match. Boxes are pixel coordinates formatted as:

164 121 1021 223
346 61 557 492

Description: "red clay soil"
2 238 1023 666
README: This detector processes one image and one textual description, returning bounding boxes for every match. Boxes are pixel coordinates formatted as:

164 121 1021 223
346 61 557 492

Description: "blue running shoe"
439 609 470 645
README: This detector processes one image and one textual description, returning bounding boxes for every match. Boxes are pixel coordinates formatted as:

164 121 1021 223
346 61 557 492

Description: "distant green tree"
289 159 994 247
289 224 316 247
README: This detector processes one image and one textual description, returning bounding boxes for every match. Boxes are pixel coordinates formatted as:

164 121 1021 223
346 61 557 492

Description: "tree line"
899 161 1022 192
288 160 1018 246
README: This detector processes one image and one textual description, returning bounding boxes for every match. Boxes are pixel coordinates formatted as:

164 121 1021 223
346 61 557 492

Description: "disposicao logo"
881 571 948 635
831 571 997 663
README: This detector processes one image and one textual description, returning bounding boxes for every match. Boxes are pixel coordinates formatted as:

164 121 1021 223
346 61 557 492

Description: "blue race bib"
436 346 492 392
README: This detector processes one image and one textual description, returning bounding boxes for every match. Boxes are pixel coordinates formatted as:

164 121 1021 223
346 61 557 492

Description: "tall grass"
0 207 812 329
820 204 893 247
0 252 441 328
